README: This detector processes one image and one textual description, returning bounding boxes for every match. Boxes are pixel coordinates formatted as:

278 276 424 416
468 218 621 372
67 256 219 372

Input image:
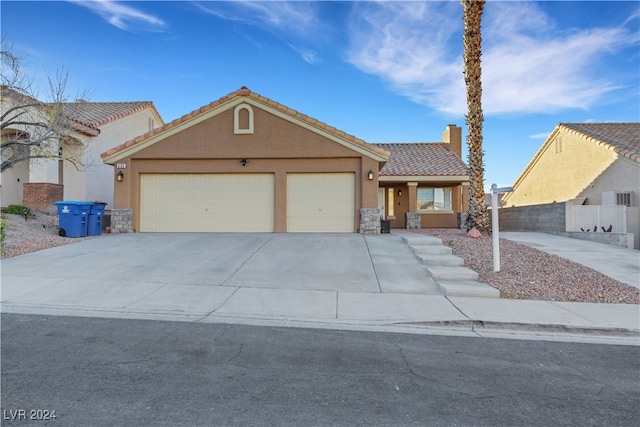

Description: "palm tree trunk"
462 0 489 231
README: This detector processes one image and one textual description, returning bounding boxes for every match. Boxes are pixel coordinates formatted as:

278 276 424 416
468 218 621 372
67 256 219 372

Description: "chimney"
442 124 462 157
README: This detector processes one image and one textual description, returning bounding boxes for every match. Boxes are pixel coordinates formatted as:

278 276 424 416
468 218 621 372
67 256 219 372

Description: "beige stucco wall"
576 157 640 206
112 105 383 232
80 108 162 208
503 128 620 207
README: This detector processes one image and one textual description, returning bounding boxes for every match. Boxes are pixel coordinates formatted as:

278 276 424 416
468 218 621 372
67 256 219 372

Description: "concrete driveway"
1 233 451 323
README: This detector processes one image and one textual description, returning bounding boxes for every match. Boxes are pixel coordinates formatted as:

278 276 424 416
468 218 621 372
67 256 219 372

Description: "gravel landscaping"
2 214 638 304
415 228 639 304
1 212 88 259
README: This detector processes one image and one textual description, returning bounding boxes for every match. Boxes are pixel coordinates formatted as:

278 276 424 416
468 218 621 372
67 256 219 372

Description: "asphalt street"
2 313 638 427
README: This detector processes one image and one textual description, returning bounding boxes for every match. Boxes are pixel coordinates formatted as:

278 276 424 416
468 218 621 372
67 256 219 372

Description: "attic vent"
234 103 254 134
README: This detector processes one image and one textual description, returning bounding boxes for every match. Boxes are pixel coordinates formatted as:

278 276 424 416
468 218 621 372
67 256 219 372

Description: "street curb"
394 320 640 338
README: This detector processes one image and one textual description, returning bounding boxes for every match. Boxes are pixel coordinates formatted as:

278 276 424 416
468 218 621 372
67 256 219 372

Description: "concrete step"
426 265 479 281
416 254 465 266
411 244 453 255
399 234 443 246
437 280 500 298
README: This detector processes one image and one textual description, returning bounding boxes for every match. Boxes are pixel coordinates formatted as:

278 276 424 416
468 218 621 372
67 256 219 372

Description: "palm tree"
462 0 489 231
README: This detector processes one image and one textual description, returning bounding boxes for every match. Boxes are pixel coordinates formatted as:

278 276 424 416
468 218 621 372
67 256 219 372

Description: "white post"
491 184 500 272
491 184 513 273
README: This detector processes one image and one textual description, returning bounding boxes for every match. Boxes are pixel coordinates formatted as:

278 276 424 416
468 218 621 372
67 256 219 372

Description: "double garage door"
140 173 355 233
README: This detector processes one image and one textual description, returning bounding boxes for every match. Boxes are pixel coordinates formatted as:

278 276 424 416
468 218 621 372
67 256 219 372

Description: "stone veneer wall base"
110 208 134 233
405 212 421 229
359 208 381 235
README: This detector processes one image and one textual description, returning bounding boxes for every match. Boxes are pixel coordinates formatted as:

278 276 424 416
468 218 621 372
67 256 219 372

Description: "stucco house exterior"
502 123 639 208
500 122 640 248
102 87 470 233
1 88 163 212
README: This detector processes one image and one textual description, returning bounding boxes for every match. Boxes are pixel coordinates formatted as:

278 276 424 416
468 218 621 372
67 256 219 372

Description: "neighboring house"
1 88 163 212
502 123 640 208
101 87 470 233
501 122 640 249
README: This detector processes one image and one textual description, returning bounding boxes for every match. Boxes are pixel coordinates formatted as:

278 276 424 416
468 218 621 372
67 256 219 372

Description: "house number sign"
116 164 127 169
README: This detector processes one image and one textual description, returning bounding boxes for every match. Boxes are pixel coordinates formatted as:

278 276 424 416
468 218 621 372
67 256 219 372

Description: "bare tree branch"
1 37 92 173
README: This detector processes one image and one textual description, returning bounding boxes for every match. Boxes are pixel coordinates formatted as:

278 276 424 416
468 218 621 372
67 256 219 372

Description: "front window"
417 188 452 212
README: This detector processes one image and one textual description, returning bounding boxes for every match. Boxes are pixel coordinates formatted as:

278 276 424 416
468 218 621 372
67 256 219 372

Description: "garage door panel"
287 173 355 233
140 174 274 232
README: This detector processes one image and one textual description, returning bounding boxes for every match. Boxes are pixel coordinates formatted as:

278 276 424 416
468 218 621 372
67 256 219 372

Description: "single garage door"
140 174 274 232
287 173 355 233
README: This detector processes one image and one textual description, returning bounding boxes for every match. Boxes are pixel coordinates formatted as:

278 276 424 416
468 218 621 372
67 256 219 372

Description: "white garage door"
140 174 274 232
287 173 355 233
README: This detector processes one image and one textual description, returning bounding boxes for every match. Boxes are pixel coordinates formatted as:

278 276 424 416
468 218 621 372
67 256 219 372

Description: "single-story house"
1 87 163 212
101 87 469 233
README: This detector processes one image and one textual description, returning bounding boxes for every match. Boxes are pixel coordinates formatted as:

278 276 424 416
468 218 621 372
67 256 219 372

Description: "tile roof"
560 122 640 164
374 143 469 176
102 87 389 160
2 87 157 135
62 101 157 128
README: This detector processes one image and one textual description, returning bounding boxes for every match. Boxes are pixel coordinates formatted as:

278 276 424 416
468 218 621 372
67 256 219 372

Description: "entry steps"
393 231 500 298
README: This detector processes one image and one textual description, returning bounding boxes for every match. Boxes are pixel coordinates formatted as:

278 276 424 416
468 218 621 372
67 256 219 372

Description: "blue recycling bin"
88 202 107 236
53 201 92 238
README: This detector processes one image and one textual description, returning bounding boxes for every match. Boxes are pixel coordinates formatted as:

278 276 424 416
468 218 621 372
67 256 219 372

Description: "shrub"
0 217 6 247
2 204 32 216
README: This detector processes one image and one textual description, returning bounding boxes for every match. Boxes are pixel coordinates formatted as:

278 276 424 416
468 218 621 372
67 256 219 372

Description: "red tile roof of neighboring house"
374 143 469 177
560 122 640 164
101 87 389 160
63 101 157 129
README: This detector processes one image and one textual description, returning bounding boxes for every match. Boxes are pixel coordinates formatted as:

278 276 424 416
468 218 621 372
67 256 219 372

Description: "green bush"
0 217 6 248
2 204 31 216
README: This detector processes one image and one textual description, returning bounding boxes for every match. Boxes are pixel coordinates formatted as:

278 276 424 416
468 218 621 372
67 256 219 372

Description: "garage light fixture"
367 170 374 180
240 158 249 166
117 171 124 182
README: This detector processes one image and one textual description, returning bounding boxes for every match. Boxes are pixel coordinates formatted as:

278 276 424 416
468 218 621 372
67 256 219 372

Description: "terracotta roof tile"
102 87 389 159
374 143 469 176
61 101 156 128
560 122 640 164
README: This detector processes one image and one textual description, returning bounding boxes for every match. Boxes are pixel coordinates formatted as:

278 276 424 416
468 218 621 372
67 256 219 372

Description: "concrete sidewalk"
501 232 640 289
1 232 638 344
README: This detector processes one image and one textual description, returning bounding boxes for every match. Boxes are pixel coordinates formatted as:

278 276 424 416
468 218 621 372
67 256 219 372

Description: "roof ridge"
102 87 390 160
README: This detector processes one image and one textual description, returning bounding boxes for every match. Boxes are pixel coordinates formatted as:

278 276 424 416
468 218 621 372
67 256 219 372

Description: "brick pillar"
22 183 64 214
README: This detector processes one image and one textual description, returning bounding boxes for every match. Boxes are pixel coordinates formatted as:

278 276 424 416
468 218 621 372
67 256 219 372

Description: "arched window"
234 104 254 134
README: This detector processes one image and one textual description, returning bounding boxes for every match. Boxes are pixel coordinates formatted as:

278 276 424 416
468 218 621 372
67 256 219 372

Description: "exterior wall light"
240 158 249 166
367 170 374 180
117 171 124 182
397 190 402 197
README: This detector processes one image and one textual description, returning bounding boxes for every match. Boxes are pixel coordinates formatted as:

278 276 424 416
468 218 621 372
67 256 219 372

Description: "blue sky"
2 1 639 189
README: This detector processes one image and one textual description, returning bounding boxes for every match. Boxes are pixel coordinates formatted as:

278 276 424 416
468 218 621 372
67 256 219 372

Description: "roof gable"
559 122 640 164
102 87 389 163
374 143 469 177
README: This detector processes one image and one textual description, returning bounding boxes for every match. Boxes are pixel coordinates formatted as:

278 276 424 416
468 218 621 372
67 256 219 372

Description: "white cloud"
194 1 322 63
193 1 319 38
529 132 550 139
345 1 637 117
69 0 165 32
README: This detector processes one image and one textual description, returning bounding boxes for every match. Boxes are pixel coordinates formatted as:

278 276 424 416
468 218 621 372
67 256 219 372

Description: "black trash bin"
380 220 391 234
